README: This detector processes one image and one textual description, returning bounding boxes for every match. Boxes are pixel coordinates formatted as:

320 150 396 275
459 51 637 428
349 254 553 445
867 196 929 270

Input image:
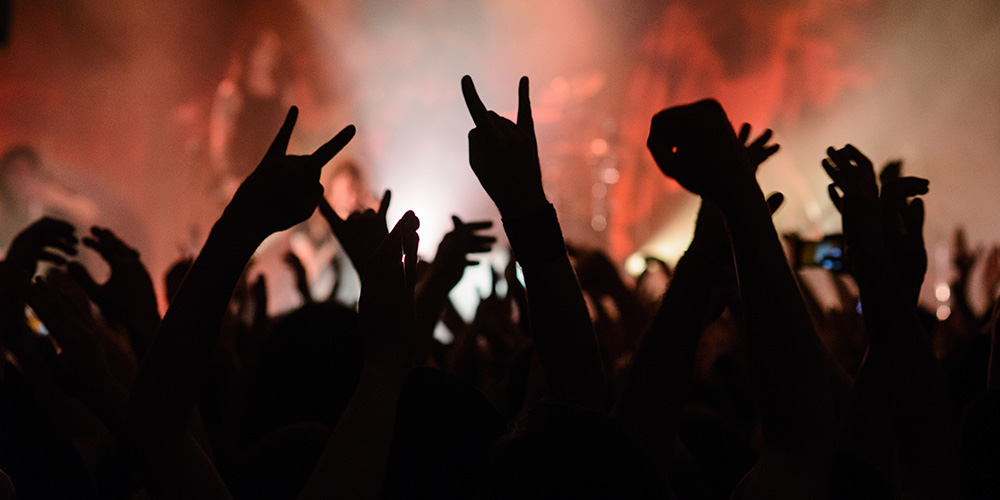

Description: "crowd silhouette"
0 71 996 500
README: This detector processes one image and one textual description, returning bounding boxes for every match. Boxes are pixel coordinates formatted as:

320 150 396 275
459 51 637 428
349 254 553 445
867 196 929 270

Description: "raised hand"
412 215 494 364
824 145 958 496
879 172 929 308
737 123 780 172
463 75 606 409
359 210 420 371
431 216 495 288
462 75 547 218
5 217 77 276
824 146 929 301
647 99 756 202
299 211 420 500
319 189 390 277
124 107 356 499
223 106 356 239
67 226 159 357
822 145 884 256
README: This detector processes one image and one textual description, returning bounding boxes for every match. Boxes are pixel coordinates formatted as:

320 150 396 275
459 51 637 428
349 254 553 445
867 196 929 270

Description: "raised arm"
413 216 494 364
67 226 160 359
124 106 354 499
298 211 419 500
647 100 836 497
823 145 958 498
614 124 782 473
319 189 391 280
461 75 606 410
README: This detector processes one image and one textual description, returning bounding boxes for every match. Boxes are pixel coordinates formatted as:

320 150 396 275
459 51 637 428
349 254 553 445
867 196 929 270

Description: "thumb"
766 192 784 215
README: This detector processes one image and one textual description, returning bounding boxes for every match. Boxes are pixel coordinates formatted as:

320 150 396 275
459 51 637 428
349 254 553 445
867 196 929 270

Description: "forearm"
298 365 408 500
851 241 958 489
413 273 454 364
838 353 897 474
504 204 607 410
127 215 261 436
614 252 719 462
721 188 835 448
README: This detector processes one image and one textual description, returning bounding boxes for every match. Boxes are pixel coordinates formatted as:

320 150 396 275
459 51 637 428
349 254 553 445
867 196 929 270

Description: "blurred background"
0 0 997 315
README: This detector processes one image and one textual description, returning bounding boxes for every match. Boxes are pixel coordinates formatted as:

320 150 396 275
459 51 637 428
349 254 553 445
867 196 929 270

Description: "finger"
826 147 850 171
827 184 843 214
34 219 78 254
37 250 66 266
738 123 750 144
468 128 485 168
462 220 493 231
404 232 420 301
879 160 902 184
467 245 493 255
766 192 784 215
822 158 842 184
468 237 496 252
748 129 774 151
47 238 77 257
397 209 420 234
266 106 299 158
647 111 683 176
318 197 347 234
881 176 929 201
67 262 101 298
311 124 357 166
761 143 780 161
377 190 392 218
842 144 873 170
37 217 76 238
462 75 491 130
82 235 117 261
470 234 497 245
89 227 137 260
403 229 419 276
517 76 534 132
451 215 464 230
393 211 420 291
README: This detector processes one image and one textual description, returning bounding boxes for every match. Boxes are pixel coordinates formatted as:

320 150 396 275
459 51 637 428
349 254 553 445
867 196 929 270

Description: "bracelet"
502 204 567 269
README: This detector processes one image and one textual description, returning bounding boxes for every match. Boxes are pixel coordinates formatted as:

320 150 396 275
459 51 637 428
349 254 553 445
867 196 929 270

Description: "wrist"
497 193 549 220
715 182 766 216
212 211 269 251
502 203 567 269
